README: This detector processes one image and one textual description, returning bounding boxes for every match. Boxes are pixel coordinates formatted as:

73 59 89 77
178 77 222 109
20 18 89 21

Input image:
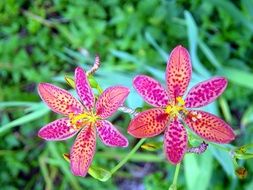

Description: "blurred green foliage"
1 0 253 189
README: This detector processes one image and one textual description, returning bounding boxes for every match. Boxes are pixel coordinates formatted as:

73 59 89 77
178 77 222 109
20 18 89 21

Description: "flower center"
165 96 187 118
69 112 100 130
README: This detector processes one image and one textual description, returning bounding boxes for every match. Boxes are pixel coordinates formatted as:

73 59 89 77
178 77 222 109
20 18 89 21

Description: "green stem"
110 138 146 175
209 142 230 152
96 85 103 94
169 163 181 190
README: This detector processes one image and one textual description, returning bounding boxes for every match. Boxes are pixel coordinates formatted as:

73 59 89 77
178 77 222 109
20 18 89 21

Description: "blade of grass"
0 105 49 135
198 40 222 70
144 31 168 61
0 101 38 109
210 0 253 32
219 97 233 123
221 67 253 90
241 105 253 127
110 49 139 64
39 155 53 190
48 143 81 190
184 11 210 77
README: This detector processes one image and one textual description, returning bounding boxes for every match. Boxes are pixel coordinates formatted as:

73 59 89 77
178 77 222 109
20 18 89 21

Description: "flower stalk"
169 163 181 190
110 138 147 175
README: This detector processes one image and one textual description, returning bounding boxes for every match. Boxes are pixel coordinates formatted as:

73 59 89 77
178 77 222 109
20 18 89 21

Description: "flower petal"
96 86 130 119
166 45 192 99
70 125 96 177
38 118 77 141
96 120 128 147
38 83 83 115
184 110 235 143
164 118 188 164
133 75 170 107
75 67 95 111
185 77 228 108
128 108 169 138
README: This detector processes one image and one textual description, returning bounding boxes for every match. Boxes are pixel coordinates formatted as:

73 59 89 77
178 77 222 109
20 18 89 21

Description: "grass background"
1 0 253 189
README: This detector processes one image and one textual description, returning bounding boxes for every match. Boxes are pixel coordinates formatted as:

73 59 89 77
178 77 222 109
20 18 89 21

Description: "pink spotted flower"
38 67 129 176
128 45 235 164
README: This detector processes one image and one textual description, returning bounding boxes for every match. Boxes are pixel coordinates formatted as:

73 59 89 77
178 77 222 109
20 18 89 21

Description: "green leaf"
241 105 253 126
209 145 235 177
184 151 213 190
221 67 253 90
88 165 112 182
219 97 232 123
0 104 49 135
198 40 222 69
0 101 38 109
184 11 210 77
64 75 75 88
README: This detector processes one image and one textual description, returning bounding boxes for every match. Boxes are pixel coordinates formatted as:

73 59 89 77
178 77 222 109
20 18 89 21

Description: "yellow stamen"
69 112 99 129
165 96 187 118
176 96 185 106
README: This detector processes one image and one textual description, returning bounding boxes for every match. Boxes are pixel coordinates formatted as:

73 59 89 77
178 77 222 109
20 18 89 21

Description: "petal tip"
75 67 87 78
37 83 55 98
173 45 188 54
75 66 85 72
123 140 129 147
119 86 131 95
224 130 236 143
37 82 49 93
37 129 43 139
37 128 47 140
127 129 141 138
132 75 149 88
132 75 142 85
70 165 87 177
175 44 184 49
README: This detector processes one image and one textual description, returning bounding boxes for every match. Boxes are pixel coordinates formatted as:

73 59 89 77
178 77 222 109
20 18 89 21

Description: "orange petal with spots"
96 86 130 119
38 83 84 116
128 108 169 138
70 125 96 177
166 45 192 99
164 118 187 164
184 110 235 143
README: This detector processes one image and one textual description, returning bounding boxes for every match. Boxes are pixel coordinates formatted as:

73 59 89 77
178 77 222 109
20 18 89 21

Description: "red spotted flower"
38 67 129 176
128 45 235 164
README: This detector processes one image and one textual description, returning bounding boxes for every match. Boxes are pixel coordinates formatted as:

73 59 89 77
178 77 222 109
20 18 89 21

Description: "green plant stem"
209 142 231 152
173 163 181 186
110 138 146 175
169 163 181 190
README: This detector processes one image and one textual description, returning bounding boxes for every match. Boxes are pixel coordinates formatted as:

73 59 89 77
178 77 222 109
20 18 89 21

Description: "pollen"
69 112 99 129
165 96 187 118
